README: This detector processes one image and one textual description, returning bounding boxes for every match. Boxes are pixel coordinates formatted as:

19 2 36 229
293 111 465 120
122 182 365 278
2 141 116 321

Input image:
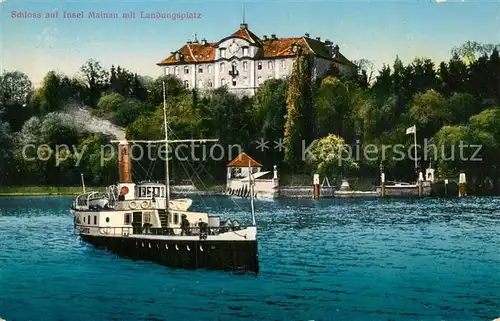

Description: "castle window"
243 61 248 71
220 48 226 58
232 79 236 86
198 80 203 87
220 62 225 72
184 80 189 88
208 79 213 87
174 67 179 75
268 61 273 69
242 46 249 56
164 67 169 75
198 66 203 73
243 77 248 85
221 78 226 86
124 213 131 224
208 65 213 74
282 60 286 69
257 76 262 85
184 66 189 74
257 62 262 70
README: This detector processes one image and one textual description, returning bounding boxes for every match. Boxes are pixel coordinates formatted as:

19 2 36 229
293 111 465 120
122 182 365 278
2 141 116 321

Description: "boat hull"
81 234 259 274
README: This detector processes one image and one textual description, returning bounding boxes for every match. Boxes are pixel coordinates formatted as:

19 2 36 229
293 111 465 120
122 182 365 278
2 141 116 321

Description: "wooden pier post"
459 173 466 197
313 174 320 200
380 172 385 197
444 179 448 197
418 171 424 197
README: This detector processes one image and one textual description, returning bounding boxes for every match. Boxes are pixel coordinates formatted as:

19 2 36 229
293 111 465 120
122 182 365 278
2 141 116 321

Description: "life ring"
129 201 137 209
141 201 150 209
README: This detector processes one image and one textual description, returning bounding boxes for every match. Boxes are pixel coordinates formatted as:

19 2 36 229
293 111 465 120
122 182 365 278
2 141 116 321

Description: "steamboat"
71 83 259 273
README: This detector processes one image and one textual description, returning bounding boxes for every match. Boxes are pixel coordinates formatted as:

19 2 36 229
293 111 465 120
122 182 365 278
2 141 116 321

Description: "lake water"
0 196 499 321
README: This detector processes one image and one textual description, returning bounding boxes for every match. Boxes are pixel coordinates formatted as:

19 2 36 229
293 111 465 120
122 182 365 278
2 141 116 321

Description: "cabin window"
94 216 97 225
106 217 110 223
124 213 131 224
88 215 90 224
144 212 151 223
174 214 179 224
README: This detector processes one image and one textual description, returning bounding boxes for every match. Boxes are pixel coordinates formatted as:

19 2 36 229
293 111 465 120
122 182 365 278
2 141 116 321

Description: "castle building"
157 23 357 97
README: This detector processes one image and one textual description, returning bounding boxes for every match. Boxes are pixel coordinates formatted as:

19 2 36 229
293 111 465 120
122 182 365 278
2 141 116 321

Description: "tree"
284 52 315 172
0 71 33 131
79 59 109 107
305 134 358 183
316 76 349 138
410 89 448 136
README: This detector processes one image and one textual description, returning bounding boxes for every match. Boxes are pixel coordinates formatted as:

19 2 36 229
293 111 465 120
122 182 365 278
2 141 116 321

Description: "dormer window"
291 44 299 53
184 66 189 74
220 48 226 58
242 46 249 56
175 52 184 61
257 62 262 70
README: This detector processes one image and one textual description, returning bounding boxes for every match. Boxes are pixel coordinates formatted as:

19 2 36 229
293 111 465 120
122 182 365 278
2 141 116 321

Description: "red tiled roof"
227 153 262 167
157 25 355 67
229 24 261 44
157 42 216 65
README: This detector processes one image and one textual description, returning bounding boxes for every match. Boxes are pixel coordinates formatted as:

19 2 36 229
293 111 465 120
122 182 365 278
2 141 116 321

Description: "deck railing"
75 224 248 239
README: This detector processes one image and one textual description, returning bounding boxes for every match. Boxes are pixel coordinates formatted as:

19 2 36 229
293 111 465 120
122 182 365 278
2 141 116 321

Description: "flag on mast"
406 125 416 135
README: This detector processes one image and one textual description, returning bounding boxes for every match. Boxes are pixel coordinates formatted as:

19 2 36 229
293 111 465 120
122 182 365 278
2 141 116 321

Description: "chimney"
316 36 321 41
119 143 132 183
271 34 277 39
263 35 268 40
305 32 310 37
201 38 207 45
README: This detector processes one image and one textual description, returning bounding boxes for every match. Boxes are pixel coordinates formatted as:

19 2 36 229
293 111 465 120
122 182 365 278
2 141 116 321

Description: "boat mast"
163 81 170 214
248 160 256 226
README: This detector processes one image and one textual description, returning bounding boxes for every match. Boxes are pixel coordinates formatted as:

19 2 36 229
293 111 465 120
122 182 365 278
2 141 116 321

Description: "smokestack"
119 143 132 183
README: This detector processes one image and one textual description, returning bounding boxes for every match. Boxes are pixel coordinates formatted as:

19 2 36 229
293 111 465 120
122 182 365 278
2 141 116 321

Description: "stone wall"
279 186 335 198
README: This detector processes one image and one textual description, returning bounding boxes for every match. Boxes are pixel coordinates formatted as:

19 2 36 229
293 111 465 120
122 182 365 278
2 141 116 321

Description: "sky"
1 0 499 87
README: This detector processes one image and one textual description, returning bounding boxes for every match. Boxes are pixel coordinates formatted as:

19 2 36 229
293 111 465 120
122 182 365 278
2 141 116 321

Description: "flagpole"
413 127 418 172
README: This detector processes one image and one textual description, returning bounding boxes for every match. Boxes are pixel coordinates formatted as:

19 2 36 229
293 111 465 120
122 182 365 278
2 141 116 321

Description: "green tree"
305 134 358 183
284 52 315 172
80 59 109 107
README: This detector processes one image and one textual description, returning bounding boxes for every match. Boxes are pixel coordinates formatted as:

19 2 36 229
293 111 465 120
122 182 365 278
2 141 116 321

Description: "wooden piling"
444 179 448 197
313 174 320 200
418 171 424 197
459 173 466 197
380 172 385 197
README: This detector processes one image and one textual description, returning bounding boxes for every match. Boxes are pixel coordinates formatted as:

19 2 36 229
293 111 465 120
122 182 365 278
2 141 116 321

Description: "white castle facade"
157 23 357 97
